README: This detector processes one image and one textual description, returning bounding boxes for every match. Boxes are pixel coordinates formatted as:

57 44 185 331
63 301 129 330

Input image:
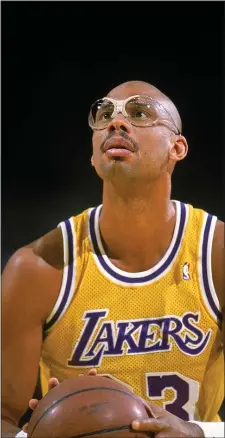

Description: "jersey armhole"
198 213 222 324
44 218 76 332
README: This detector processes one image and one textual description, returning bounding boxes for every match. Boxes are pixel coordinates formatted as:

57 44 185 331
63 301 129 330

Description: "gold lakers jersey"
40 200 224 422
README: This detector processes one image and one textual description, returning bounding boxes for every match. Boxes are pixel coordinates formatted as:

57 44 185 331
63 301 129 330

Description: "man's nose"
106 114 132 135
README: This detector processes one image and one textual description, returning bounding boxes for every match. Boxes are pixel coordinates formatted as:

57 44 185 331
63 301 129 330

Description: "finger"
132 418 166 432
22 423 28 433
147 402 164 418
136 396 161 419
136 396 153 417
29 398 39 410
48 377 60 391
88 368 98 376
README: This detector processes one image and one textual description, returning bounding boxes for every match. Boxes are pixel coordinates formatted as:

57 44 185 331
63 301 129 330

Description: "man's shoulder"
7 205 96 273
2 227 64 320
22 205 96 267
29 227 64 270
181 200 224 225
4 227 64 280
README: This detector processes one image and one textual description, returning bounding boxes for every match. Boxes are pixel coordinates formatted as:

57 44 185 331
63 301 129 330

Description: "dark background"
1 0 224 423
2 2 224 266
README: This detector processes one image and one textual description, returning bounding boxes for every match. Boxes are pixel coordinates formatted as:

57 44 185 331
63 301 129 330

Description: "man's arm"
2 229 63 437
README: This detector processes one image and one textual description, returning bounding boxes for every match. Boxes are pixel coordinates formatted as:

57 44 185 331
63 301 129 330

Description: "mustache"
100 130 139 153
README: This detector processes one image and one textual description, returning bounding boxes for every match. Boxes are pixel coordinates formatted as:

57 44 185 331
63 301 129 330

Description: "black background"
1 0 224 422
2 2 224 264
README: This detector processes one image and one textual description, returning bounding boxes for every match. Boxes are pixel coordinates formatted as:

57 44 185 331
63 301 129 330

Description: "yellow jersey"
40 200 223 422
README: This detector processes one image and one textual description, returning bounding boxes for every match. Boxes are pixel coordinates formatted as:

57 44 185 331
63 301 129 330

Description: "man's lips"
103 136 135 153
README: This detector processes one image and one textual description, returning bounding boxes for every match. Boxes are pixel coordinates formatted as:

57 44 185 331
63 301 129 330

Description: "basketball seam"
67 424 131 438
29 386 141 437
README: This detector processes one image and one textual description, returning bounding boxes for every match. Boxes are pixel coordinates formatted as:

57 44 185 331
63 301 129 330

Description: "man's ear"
169 135 188 163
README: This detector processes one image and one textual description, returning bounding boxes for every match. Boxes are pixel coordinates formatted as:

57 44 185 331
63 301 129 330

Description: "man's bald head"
91 80 188 185
107 80 182 133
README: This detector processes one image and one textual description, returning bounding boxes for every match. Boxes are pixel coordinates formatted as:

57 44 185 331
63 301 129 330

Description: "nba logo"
183 262 190 280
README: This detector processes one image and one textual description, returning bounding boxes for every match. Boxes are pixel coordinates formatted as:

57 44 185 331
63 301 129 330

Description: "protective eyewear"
88 94 180 135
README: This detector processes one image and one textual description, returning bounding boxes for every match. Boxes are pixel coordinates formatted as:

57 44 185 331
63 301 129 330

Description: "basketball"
27 375 151 438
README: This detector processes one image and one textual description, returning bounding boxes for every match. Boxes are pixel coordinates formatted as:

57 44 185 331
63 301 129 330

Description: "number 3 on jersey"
146 372 200 421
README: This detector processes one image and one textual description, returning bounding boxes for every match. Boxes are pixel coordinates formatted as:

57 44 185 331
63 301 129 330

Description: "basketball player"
2 81 224 438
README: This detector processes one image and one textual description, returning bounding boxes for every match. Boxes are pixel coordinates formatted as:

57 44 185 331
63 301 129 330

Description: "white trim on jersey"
198 212 221 323
88 201 189 286
44 218 77 331
206 216 220 311
45 221 69 324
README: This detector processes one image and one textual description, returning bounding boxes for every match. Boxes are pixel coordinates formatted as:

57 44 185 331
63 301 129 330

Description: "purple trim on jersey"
44 220 74 331
202 214 222 322
89 202 186 284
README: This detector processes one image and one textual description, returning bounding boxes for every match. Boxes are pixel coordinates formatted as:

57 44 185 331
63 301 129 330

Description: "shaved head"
91 79 188 186
107 80 182 133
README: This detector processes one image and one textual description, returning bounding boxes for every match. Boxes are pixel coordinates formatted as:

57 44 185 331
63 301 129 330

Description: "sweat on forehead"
107 80 182 133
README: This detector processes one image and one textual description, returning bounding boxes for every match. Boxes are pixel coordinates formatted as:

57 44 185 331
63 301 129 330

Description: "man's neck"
99 179 176 272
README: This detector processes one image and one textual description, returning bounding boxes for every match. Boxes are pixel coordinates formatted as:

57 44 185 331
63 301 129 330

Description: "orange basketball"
28 375 151 438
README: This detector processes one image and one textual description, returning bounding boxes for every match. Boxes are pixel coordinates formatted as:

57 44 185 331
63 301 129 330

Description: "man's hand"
132 400 204 438
22 378 59 433
23 370 204 438
22 369 98 433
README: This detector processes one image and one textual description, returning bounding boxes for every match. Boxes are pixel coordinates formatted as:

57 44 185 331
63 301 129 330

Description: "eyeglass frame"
88 94 181 135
